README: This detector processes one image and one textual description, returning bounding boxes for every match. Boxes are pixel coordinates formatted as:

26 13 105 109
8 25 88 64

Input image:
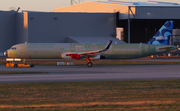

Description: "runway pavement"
0 64 180 83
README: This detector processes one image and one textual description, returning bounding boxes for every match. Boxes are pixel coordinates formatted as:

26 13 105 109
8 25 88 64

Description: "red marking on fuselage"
66 54 80 59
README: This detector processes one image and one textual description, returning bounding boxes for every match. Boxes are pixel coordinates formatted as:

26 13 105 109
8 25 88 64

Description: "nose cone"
4 51 7 57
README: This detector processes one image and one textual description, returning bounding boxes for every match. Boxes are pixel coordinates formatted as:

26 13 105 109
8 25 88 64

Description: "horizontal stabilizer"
157 46 175 50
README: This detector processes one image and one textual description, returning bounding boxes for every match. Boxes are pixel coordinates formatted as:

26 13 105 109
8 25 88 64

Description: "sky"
1 0 180 12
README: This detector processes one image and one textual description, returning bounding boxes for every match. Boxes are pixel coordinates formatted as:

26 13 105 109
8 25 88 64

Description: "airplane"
4 21 176 67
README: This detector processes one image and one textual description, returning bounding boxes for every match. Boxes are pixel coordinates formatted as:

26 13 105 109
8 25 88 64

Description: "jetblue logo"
155 36 166 40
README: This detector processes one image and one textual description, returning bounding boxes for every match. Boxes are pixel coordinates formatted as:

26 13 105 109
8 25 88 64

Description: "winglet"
103 40 112 51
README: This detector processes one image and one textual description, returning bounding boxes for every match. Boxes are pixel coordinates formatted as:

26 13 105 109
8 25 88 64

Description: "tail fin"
146 21 174 45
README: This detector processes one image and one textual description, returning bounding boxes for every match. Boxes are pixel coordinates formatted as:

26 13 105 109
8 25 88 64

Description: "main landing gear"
86 56 92 67
87 62 92 67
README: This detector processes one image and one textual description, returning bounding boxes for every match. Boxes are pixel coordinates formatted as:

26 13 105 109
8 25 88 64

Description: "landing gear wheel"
87 62 92 67
14 64 18 68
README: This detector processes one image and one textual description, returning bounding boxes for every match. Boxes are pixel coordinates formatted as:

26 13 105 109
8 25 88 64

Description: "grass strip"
0 80 180 110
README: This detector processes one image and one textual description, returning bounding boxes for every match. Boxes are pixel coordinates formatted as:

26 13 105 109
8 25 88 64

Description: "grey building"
0 11 16 53
0 11 122 54
24 12 118 43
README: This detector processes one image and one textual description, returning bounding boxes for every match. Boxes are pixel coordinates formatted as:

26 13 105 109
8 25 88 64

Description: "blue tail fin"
146 21 174 45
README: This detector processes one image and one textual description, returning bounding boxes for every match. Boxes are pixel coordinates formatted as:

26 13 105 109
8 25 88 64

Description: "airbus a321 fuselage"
4 21 176 67
4 42 176 67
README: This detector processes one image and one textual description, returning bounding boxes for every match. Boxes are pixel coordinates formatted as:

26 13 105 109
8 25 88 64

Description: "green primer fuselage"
6 43 176 59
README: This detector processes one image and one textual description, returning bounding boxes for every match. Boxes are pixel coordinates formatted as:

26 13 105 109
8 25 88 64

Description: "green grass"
0 80 180 110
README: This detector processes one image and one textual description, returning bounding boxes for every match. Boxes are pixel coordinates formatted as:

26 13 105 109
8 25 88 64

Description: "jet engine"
89 55 106 60
61 53 72 59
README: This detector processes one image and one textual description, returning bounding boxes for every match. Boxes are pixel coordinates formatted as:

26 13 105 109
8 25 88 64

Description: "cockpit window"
10 47 16 50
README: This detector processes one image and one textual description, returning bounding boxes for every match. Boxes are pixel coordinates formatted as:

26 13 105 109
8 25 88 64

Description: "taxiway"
0 64 180 83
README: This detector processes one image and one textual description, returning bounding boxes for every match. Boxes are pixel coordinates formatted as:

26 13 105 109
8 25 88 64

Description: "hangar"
1 0 180 55
54 1 180 44
0 11 122 54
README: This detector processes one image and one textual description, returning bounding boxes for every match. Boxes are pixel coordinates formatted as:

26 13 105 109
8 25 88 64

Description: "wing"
78 40 112 56
66 40 112 59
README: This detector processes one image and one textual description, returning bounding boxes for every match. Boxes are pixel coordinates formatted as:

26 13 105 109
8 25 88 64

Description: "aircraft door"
21 45 26 53
139 44 143 56
144 45 149 54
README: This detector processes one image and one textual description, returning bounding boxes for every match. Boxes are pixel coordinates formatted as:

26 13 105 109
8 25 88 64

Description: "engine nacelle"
90 55 106 60
62 52 80 59
61 53 73 59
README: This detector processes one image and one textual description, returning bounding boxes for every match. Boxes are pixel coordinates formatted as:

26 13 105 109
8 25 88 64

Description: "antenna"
17 7 20 12
71 0 84 5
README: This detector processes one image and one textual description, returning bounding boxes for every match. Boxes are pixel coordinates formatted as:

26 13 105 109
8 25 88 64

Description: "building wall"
16 12 28 44
135 6 180 19
0 11 116 54
27 12 116 43
0 11 16 52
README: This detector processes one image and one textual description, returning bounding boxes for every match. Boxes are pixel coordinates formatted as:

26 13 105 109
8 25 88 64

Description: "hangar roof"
53 1 180 19
53 1 134 13
53 1 180 13
101 0 179 6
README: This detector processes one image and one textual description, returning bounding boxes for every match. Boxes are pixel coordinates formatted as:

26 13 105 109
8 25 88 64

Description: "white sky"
1 0 180 12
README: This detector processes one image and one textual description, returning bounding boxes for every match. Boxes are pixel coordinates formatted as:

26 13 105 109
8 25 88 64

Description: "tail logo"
146 21 174 45
155 36 165 40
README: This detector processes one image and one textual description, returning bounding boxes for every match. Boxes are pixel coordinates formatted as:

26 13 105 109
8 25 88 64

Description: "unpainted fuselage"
5 43 176 59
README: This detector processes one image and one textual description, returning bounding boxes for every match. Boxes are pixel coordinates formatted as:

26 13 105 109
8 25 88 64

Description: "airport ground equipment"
5 58 34 68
